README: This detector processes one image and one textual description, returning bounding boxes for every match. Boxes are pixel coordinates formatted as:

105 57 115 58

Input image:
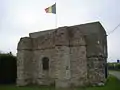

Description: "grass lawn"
84 75 120 90
109 70 120 72
0 75 120 90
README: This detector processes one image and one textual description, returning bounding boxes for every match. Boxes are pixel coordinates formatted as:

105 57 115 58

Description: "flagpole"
55 3 57 28
45 3 57 28
55 12 57 28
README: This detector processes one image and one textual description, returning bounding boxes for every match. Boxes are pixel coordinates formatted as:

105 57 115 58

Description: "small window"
42 57 49 70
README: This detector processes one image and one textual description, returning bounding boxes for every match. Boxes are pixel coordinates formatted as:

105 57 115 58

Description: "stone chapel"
17 22 108 88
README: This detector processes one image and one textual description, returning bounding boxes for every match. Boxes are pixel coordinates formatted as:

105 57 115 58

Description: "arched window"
42 57 49 70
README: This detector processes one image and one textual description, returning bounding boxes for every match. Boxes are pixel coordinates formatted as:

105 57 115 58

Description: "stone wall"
73 22 107 85
29 29 54 38
55 46 71 88
17 37 33 86
17 22 107 88
87 57 106 85
33 48 56 85
70 46 87 86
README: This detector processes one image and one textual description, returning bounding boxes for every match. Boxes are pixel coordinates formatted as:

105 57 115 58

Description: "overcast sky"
0 0 120 62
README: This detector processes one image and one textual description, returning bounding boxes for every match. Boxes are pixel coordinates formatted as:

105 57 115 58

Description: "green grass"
84 75 120 90
0 85 55 90
109 70 120 72
0 75 120 90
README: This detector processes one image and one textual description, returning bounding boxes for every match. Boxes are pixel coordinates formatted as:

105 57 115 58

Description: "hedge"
0 53 17 84
108 63 120 71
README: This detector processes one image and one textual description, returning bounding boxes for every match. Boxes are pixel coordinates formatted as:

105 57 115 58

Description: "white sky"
0 0 120 62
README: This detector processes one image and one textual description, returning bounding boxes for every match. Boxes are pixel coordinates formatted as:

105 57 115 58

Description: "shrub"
108 63 120 71
0 52 17 84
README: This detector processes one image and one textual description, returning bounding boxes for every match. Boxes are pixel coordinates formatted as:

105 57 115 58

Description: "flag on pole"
45 3 56 14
